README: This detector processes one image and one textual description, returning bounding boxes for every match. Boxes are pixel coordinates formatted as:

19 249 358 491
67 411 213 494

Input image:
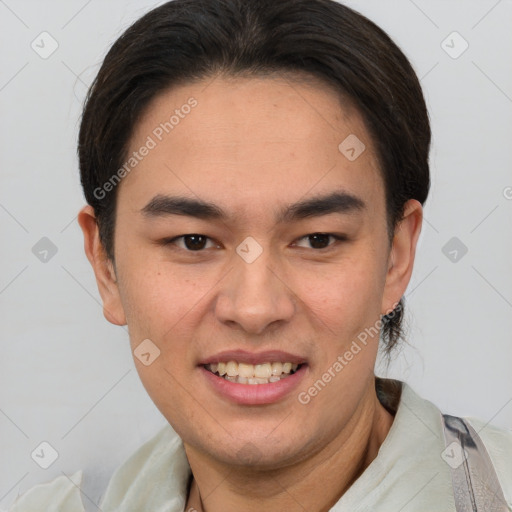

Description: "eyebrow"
140 191 366 223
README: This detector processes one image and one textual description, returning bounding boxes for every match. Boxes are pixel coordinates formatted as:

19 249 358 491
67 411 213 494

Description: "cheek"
117 264 207 417
117 259 213 338
295 252 385 340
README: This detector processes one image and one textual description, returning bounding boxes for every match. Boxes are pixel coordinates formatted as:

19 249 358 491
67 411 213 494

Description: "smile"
204 361 302 384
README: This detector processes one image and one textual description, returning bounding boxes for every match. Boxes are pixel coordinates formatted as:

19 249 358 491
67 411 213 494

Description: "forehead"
119 74 385 222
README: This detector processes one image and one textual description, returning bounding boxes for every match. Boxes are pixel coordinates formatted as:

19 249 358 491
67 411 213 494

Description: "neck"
185 378 395 512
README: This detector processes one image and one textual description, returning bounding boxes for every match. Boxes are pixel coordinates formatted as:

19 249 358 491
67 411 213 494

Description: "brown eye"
308 233 331 249
166 234 217 251
183 234 208 250
294 233 345 250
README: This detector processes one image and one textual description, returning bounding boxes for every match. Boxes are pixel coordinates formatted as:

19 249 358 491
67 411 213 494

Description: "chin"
198 430 311 471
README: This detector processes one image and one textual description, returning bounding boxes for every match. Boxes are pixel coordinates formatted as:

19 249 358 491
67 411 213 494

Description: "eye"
293 233 346 250
164 234 219 251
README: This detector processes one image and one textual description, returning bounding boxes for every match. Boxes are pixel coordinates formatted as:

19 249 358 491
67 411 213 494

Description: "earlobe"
77 205 127 326
381 199 423 316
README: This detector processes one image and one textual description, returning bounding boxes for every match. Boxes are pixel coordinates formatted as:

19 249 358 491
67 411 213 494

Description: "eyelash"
161 233 347 252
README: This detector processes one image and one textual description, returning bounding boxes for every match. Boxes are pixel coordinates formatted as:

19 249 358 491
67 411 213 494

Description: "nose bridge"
215 239 295 333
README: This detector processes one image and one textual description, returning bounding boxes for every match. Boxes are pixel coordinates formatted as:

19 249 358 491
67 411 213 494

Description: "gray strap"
441 414 509 511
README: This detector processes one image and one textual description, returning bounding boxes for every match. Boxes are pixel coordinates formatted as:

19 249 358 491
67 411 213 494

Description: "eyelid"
292 233 347 250
160 232 347 252
162 234 220 251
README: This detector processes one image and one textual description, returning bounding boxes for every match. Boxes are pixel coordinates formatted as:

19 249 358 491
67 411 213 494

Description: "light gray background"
1 0 511 509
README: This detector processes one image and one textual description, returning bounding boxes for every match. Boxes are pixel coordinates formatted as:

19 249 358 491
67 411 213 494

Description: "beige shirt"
7 379 512 511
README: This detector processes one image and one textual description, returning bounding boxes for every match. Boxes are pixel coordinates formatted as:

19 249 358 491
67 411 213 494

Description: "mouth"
203 361 304 385
200 354 308 405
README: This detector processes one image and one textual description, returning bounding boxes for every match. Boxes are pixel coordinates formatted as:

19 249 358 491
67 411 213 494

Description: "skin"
78 74 422 511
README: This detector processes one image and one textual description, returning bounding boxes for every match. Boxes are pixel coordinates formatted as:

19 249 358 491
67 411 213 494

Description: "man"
9 0 512 510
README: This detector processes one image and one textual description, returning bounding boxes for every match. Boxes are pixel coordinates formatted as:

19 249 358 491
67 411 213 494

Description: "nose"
214 245 296 335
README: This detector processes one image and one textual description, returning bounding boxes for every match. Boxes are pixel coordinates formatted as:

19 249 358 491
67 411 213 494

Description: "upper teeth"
206 361 299 378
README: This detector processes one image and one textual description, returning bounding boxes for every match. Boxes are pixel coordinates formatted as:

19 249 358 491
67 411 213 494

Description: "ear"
381 199 423 315
77 205 127 326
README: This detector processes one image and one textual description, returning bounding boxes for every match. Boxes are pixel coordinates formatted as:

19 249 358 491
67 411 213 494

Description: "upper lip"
199 349 307 366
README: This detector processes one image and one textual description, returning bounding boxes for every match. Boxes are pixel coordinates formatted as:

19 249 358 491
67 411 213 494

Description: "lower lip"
200 365 308 405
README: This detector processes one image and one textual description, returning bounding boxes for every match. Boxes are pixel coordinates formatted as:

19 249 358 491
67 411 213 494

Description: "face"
80 74 421 469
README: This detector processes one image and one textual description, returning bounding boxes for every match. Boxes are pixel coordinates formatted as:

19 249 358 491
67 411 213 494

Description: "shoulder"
464 415 512 509
98 423 191 510
100 423 188 493
6 471 85 511
5 424 188 512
